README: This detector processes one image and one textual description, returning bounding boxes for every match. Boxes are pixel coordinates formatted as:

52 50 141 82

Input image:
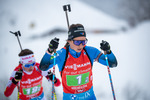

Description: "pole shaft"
16 36 22 51
52 50 56 100
65 11 70 29
105 55 116 100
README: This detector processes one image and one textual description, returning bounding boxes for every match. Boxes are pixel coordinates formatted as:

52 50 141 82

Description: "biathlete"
4 49 61 100
39 24 118 100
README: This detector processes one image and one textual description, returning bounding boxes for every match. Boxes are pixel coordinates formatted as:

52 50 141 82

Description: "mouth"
77 48 82 52
28 68 33 72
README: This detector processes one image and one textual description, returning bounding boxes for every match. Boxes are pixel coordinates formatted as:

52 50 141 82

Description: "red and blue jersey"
61 48 93 94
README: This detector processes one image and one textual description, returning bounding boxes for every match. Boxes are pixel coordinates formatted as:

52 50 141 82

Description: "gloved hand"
48 72 61 87
48 37 59 53
12 70 23 84
100 40 111 54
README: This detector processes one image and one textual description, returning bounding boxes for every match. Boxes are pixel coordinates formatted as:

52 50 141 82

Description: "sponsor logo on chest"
21 76 42 84
65 62 90 70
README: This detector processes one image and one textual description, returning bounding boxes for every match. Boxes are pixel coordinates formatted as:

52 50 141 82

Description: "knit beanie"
68 24 86 40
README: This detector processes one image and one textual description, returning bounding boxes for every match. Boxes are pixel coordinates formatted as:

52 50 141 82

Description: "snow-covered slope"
0 0 150 100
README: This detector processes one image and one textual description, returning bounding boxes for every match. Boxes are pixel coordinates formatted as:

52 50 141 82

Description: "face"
22 62 35 72
68 36 87 53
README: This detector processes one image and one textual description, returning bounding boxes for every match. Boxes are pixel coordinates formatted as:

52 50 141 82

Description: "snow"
0 0 150 100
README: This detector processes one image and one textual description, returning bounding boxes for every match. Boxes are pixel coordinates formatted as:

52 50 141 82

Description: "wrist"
104 50 111 54
12 78 18 85
106 50 111 54
47 48 54 54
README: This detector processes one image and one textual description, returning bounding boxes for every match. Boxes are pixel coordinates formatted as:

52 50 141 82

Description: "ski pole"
104 52 116 100
10 31 23 100
10 31 23 51
63 4 71 29
52 49 57 100
17 69 22 100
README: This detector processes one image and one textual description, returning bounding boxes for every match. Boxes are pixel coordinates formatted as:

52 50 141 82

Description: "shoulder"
35 62 40 66
35 62 40 69
10 64 22 79
14 64 22 71
84 45 101 60
57 47 67 53
84 45 100 52
56 47 67 57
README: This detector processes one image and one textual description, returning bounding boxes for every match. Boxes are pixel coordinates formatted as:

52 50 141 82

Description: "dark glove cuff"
106 50 111 54
12 78 18 85
47 48 54 53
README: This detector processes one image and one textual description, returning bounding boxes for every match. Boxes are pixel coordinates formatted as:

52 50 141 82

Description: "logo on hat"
80 33 84 35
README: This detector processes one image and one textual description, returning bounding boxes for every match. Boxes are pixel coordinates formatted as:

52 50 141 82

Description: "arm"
99 40 117 67
39 52 54 71
4 78 17 97
39 37 67 72
85 44 117 68
45 71 61 87
98 51 117 67
37 62 61 87
4 67 22 97
39 37 59 71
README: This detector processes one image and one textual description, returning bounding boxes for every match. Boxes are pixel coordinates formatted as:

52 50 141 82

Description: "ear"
67 40 72 43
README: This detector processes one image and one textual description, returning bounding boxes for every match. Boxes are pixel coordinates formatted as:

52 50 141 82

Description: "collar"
69 46 81 58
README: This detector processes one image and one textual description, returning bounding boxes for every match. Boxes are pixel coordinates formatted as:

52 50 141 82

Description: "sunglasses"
23 62 35 68
73 39 88 46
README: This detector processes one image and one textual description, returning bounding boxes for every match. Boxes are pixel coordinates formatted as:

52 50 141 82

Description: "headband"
20 54 35 64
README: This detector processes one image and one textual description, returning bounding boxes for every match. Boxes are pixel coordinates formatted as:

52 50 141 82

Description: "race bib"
66 72 89 86
23 84 41 95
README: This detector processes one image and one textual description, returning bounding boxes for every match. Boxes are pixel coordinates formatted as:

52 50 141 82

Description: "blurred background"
0 0 150 100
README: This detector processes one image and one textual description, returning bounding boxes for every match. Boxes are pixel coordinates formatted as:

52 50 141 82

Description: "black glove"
48 37 59 53
12 70 23 84
48 72 57 83
100 40 111 54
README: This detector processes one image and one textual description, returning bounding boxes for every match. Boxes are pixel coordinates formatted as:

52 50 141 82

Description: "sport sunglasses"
73 39 88 46
23 62 36 68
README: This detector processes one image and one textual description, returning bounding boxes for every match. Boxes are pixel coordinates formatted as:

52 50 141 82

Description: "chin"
28 69 33 72
77 48 83 52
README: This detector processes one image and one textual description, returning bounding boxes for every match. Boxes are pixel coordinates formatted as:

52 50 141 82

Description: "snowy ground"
0 0 150 100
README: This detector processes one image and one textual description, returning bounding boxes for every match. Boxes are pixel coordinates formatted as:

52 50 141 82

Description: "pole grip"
63 4 71 12
68 4 71 12
10 31 23 51
63 5 67 11
18 31 21 36
63 4 71 29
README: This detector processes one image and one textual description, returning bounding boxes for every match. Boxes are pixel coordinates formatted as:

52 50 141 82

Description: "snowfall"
0 0 150 100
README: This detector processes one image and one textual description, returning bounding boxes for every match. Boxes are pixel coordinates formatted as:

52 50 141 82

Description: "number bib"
23 84 41 95
61 49 93 94
18 64 44 100
67 72 89 86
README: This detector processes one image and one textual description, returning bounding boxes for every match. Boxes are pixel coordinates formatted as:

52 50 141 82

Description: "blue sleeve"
39 48 66 71
85 46 117 68
56 48 66 72
84 46 101 66
39 52 52 71
98 51 117 67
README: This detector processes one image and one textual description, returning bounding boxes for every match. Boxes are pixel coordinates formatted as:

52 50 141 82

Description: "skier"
4 49 61 100
39 24 118 100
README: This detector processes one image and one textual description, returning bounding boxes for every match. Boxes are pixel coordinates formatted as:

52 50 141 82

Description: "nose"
79 43 84 47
